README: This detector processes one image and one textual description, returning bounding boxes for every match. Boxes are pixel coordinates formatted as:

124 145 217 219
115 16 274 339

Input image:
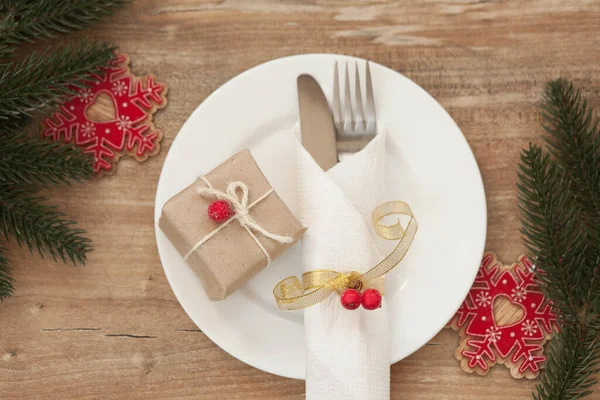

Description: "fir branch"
542 79 600 231
517 145 586 321
541 79 600 310
0 0 127 59
0 185 92 264
0 114 31 134
534 325 600 400
0 244 14 301
0 134 94 186
0 41 116 126
520 77 600 399
519 145 600 399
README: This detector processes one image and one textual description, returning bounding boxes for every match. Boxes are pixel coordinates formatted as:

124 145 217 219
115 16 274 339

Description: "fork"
332 61 377 159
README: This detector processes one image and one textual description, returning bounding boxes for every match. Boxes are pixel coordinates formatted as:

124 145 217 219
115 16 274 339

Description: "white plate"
154 54 486 380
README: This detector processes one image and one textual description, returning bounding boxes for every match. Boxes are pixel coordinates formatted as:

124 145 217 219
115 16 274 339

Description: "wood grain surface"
2 0 600 399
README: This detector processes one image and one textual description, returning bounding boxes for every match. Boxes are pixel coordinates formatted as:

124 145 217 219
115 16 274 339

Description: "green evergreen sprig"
541 79 600 310
518 79 600 400
535 325 600 400
0 245 13 299
0 0 127 301
0 41 116 130
0 134 94 186
0 0 126 59
542 79 600 222
518 145 585 321
0 185 92 264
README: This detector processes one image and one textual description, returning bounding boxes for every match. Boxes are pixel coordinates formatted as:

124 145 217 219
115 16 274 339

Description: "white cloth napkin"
293 131 390 400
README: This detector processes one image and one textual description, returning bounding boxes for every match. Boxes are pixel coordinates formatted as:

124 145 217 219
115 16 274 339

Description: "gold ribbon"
273 201 417 310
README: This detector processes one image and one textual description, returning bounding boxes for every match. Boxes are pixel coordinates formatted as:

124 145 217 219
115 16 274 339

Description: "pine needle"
0 0 127 301
541 79 600 309
519 79 600 399
0 41 116 125
0 245 14 301
0 134 94 186
518 145 585 321
0 185 92 265
0 0 128 58
542 79 600 225
534 325 600 400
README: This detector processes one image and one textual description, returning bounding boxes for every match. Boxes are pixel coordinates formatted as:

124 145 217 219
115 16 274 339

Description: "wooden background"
2 0 600 398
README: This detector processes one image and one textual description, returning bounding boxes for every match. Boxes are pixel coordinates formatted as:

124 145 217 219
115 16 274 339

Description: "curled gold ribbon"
273 201 417 310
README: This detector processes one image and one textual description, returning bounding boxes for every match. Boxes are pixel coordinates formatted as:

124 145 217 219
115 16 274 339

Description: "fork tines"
332 60 377 140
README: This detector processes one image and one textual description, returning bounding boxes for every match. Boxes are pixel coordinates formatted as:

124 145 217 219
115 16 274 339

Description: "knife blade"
297 74 338 171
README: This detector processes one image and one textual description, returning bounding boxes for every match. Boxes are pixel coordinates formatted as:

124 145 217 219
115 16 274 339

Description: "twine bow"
183 177 293 265
273 201 417 310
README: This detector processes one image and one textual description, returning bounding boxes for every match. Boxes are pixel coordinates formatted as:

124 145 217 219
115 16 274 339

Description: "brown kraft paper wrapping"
159 149 306 301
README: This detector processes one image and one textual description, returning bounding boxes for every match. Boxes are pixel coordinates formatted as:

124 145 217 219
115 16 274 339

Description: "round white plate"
154 54 486 380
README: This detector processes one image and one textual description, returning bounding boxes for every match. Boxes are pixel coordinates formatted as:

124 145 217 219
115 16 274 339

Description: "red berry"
340 288 362 310
362 288 382 310
207 200 234 223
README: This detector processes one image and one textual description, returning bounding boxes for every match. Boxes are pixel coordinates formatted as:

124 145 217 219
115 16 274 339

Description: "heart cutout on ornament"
85 91 117 123
492 295 526 327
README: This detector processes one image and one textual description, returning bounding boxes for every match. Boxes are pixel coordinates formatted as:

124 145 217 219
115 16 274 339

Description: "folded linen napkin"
294 131 390 400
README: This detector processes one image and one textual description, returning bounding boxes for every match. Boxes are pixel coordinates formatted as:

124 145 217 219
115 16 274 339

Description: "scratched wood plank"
2 0 600 398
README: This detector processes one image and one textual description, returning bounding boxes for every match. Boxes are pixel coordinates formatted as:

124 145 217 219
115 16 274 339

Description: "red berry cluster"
207 199 234 223
340 288 382 310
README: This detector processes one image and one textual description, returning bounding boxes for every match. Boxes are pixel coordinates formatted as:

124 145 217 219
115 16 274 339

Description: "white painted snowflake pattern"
521 319 538 337
485 326 502 343
475 291 492 307
116 115 132 131
112 80 128 97
511 286 527 303
78 88 93 103
80 122 96 138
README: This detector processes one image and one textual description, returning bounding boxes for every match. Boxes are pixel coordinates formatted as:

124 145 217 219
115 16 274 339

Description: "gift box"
159 149 306 300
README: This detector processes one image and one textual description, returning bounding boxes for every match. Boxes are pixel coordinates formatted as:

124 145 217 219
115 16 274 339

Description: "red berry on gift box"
340 288 362 310
208 200 234 223
362 288 382 310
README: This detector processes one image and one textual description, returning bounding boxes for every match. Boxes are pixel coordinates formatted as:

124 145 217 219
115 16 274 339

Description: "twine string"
183 177 293 264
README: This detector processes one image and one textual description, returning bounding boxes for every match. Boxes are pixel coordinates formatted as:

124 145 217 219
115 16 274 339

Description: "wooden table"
2 1 599 398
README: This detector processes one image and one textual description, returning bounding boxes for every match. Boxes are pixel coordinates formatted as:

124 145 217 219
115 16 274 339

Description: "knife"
297 75 338 171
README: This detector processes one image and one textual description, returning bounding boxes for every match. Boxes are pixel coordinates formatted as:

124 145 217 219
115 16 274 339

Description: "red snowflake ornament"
446 252 557 379
42 54 168 176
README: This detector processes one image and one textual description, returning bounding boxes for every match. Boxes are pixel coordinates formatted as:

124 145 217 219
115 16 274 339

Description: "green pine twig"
534 325 600 400
519 145 600 400
542 79 600 227
541 79 600 310
0 0 127 59
0 134 94 186
0 244 14 301
0 41 116 129
519 78 600 400
0 114 32 134
0 0 128 301
0 185 92 265
518 144 586 321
